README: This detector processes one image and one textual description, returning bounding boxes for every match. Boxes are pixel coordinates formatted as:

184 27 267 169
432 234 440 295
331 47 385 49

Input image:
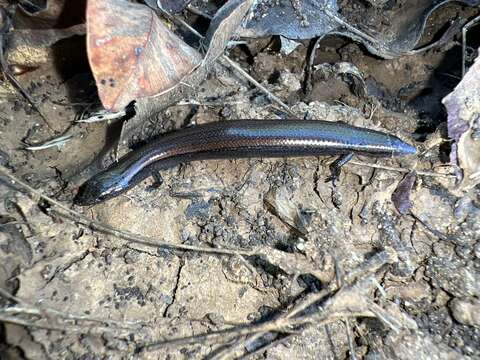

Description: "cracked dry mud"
1 5 480 359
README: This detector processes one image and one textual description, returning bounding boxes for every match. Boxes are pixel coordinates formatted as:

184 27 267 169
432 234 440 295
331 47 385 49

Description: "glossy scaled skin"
74 120 416 205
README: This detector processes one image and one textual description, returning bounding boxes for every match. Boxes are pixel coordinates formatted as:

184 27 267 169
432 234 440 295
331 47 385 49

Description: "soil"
0 1 479 359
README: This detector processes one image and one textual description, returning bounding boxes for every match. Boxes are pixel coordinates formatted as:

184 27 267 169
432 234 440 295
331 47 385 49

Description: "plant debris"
443 47 480 190
0 1 479 359
86 0 201 111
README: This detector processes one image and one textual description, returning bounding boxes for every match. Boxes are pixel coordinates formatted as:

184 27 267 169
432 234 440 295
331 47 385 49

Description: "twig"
349 160 455 178
221 56 296 116
0 165 255 257
50 100 96 107
372 278 387 298
0 287 24 305
0 287 143 331
366 302 401 334
409 211 450 242
207 250 395 359
142 252 395 356
176 99 249 107
324 9 378 44
0 313 134 335
0 314 76 332
141 310 372 353
334 255 357 360
186 4 213 19
344 317 357 360
239 334 295 360
305 34 329 93
408 18 466 55
0 220 29 228
469 170 480 181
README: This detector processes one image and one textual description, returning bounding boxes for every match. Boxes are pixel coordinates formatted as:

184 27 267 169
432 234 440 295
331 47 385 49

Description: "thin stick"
221 56 295 116
143 248 394 356
0 313 135 335
0 165 255 257
239 334 295 360
141 310 371 353
324 9 378 45
186 4 213 19
210 250 394 359
0 314 77 332
349 161 455 178
344 317 357 360
0 279 145 331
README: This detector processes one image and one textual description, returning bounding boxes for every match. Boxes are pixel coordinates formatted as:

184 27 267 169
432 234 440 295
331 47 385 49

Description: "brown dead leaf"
86 0 202 111
391 171 417 215
203 0 254 66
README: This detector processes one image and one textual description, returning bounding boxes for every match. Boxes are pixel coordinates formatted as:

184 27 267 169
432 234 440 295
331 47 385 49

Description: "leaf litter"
0 0 480 359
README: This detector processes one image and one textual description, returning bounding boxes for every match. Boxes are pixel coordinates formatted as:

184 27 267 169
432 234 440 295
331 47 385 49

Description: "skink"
74 119 416 205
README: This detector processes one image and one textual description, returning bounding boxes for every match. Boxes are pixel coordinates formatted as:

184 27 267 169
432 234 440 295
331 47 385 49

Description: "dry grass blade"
0 284 145 333
0 313 140 336
23 134 73 151
76 109 127 123
349 160 455 178
344 317 357 360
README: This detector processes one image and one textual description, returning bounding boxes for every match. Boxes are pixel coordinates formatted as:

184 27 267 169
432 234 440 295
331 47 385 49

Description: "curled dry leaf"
443 49 480 191
203 0 255 66
87 0 202 111
263 185 309 235
240 0 480 59
391 171 417 215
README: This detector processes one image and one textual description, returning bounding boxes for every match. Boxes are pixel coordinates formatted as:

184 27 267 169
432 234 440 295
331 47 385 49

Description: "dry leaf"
391 172 417 215
203 0 254 66
87 0 201 111
443 49 480 191
240 0 480 59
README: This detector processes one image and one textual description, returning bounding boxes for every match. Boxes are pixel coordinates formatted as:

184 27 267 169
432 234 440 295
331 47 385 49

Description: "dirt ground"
0 1 479 359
